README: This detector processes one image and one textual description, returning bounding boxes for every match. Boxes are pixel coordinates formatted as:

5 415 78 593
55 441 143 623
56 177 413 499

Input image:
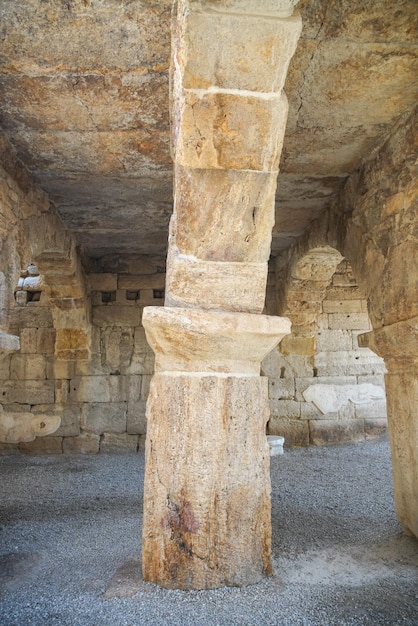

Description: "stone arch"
278 245 343 336
265 241 387 448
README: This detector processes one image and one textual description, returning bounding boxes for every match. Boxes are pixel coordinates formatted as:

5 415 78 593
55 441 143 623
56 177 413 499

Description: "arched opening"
263 247 387 447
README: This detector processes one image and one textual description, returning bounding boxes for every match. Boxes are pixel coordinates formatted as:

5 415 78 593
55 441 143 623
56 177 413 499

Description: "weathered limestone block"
19 436 63 455
354 399 387 419
10 354 47 380
300 401 322 420
279 335 315 356
175 90 288 171
313 349 386 376
310 419 365 446
100 327 134 374
172 166 277 263
269 399 300 419
126 351 155 376
1 380 55 404
20 328 55 354
92 305 142 327
82 402 127 435
176 7 301 92
118 273 166 290
0 356 10 379
165 247 268 314
69 375 128 403
316 329 353 352
127 400 147 435
268 377 295 400
364 418 388 439
261 348 314 378
322 299 363 314
0 404 61 443
63 431 99 454
46 357 75 380
142 373 272 589
8 306 54 328
88 273 117 291
53 406 81 437
54 379 69 405
142 306 291 375
0 330 20 352
14 290 28 306
55 328 90 360
328 312 371 331
267 416 309 446
100 432 138 453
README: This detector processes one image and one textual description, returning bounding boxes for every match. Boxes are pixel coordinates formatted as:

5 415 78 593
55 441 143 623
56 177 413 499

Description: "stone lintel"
142 306 291 375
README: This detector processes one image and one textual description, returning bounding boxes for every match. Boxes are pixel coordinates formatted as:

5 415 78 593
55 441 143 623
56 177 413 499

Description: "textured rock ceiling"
0 0 417 267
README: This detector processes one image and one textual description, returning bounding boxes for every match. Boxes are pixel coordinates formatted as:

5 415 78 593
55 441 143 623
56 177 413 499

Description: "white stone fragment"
267 435 284 456
302 383 385 415
23 275 42 290
0 331 20 353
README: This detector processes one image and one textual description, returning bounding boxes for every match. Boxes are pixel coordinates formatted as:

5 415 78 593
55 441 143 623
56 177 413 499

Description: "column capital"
143 306 291 375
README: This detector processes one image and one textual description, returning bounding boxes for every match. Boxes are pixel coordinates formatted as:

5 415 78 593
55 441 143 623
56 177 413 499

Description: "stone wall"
0 250 387 454
0 255 166 454
0 239 388 454
264 259 387 446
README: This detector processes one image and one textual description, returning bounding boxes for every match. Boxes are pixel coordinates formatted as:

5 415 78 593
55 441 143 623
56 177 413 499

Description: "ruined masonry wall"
0 255 388 454
0 258 166 454
263 260 387 446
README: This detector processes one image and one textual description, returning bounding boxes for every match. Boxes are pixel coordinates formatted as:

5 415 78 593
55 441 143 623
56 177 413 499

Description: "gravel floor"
1 437 417 626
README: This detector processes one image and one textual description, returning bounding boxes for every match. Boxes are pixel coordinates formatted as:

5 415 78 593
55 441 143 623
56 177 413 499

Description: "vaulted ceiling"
0 0 417 269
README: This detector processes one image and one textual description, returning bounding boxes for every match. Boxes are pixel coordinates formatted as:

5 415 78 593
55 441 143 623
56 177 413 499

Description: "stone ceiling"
0 0 417 268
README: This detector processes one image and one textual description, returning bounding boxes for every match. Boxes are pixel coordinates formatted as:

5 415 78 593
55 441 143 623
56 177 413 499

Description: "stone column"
142 0 300 589
359 317 418 539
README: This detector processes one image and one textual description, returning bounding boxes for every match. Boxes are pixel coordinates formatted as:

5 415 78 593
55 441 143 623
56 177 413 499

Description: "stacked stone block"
141 0 300 589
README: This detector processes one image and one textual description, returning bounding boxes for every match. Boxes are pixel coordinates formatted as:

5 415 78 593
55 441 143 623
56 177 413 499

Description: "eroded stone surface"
303 383 385 415
0 405 60 444
142 373 272 589
165 247 269 314
143 306 291 375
